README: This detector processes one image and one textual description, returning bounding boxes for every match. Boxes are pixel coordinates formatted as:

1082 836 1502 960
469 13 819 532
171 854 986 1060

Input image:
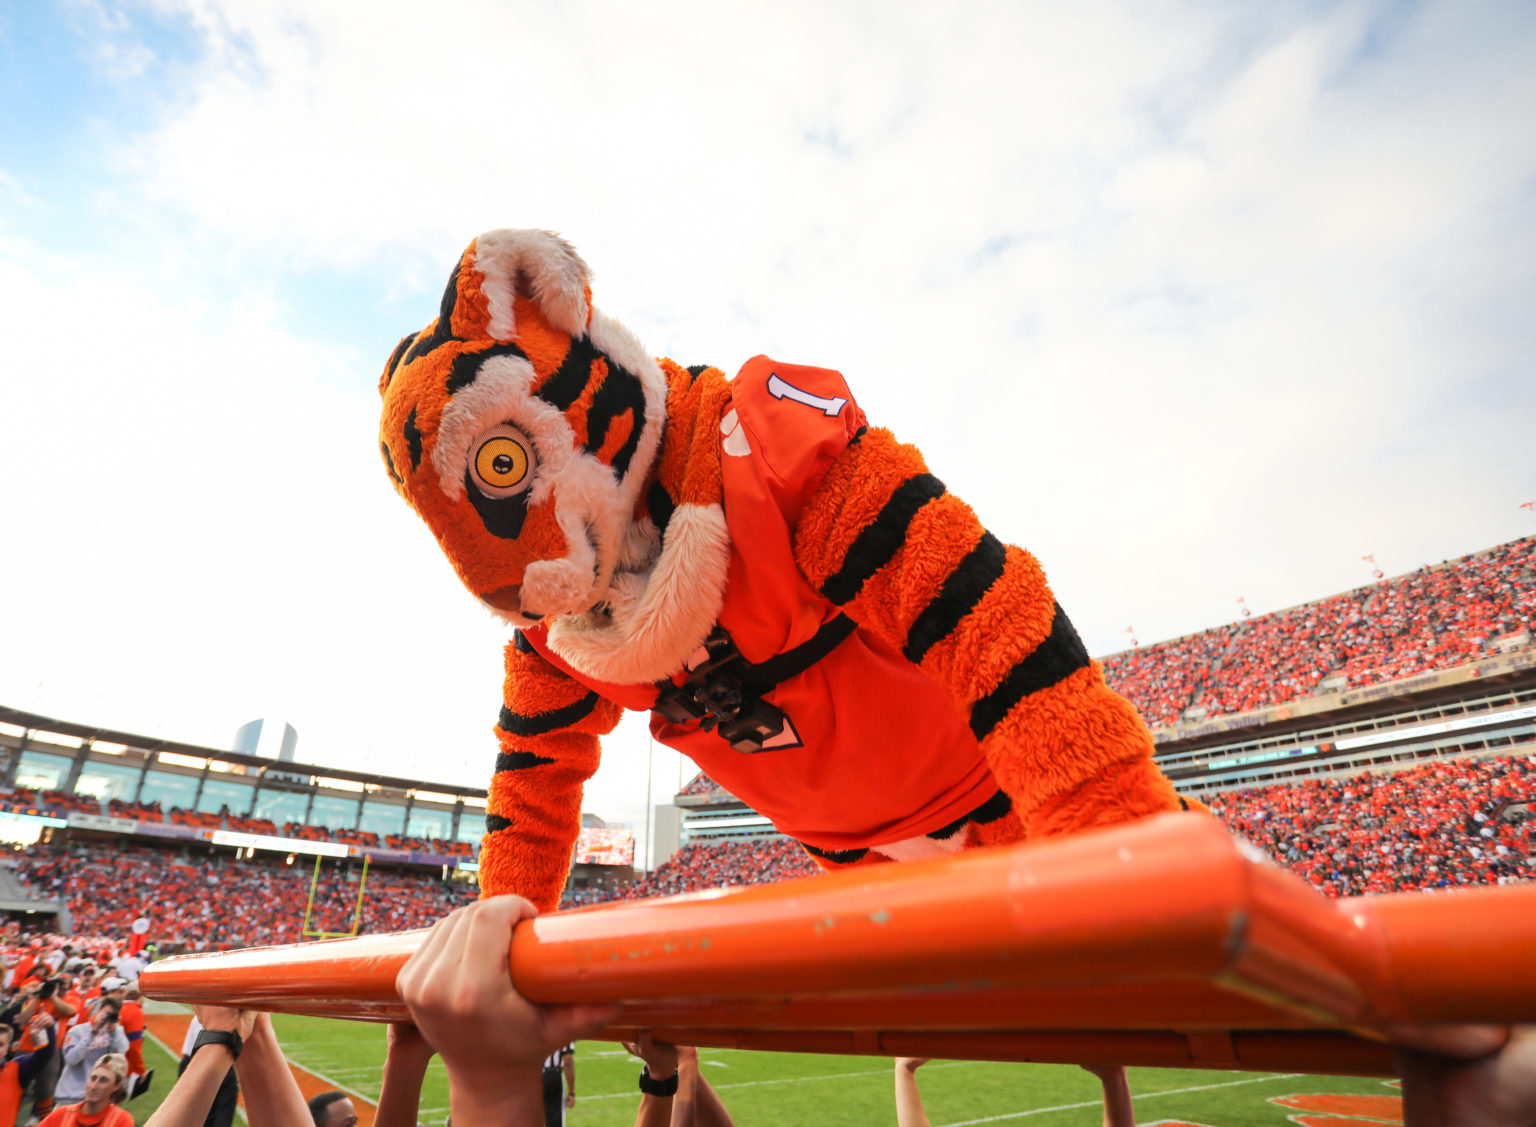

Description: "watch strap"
192 1028 243 1061
638 1065 679 1097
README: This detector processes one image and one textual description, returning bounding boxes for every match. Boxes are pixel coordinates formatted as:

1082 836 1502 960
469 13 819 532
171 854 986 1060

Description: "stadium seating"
8 752 1533 948
11 840 477 950
225 815 279 835
561 838 819 908
1102 536 1534 728
0 785 476 861
678 772 725 797
573 755 1535 908
4 535 1531 951
1210 754 1535 897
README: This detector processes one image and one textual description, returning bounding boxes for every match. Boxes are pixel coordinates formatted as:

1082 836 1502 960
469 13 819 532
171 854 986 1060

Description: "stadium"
2 533 1530 1125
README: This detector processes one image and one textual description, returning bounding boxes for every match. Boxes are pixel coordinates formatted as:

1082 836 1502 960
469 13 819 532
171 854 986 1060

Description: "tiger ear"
469 229 592 343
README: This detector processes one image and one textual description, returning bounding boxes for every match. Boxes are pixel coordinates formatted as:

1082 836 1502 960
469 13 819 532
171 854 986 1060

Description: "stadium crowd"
602 755 1536 907
0 785 475 858
560 838 818 908
1210 754 1536 898
1103 535 1535 728
10 842 476 950
677 772 724 798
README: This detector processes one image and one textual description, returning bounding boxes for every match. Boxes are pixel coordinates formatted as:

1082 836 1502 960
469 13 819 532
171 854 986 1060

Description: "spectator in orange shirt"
37 1053 131 1127
19 972 78 1121
0 1015 56 1127
108 984 151 1102
12 950 39 993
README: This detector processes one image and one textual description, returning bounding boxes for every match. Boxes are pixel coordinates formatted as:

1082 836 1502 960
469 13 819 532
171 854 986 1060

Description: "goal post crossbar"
141 813 1536 1076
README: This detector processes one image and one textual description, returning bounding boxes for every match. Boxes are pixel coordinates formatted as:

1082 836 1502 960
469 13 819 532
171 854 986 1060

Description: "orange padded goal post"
140 814 1536 1076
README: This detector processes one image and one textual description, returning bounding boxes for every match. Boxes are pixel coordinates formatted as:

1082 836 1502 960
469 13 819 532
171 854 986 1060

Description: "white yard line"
934 1072 1306 1127
580 1059 974 1100
281 1052 382 1109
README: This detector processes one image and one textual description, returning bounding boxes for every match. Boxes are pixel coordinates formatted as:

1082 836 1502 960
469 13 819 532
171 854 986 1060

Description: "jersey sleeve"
792 425 1182 838
479 632 623 911
17 1022 56 1086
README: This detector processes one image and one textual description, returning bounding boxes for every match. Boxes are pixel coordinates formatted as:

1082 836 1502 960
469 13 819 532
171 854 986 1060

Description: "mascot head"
379 230 669 628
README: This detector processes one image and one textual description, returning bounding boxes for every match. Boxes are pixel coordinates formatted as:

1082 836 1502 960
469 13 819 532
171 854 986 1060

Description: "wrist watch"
638 1064 679 1097
191 1028 243 1061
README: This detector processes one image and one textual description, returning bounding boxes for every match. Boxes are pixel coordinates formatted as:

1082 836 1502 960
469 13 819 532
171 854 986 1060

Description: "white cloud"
3 0 1534 847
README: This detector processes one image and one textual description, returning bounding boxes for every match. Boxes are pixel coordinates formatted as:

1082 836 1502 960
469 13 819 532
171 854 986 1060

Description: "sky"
2 0 1533 865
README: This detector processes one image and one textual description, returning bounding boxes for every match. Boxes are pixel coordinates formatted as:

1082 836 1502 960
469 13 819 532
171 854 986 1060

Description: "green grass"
236 1015 1404 1127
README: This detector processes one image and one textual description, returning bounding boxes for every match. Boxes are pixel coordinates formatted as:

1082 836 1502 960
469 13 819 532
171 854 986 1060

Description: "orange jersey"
525 358 997 852
118 999 144 1042
0 1060 24 1127
21 999 65 1051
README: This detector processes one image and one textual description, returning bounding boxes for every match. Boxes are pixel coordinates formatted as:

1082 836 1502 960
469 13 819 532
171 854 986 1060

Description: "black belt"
653 615 857 753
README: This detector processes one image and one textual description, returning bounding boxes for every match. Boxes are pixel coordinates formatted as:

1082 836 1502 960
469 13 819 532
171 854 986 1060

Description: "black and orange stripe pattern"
481 632 622 910
380 245 653 492
794 428 1181 840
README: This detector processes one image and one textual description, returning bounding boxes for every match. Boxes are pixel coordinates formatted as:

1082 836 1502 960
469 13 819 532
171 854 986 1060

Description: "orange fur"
655 362 731 508
565 356 605 449
977 665 1159 812
480 641 622 910
795 428 1182 841
793 429 928 592
1026 755 1181 838
920 548 1055 708
971 806 1027 849
449 244 491 338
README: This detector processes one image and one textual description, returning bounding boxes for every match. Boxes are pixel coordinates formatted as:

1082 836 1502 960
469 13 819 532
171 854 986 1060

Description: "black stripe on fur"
404 406 423 471
498 692 600 737
586 357 649 477
494 750 556 772
380 442 402 485
968 601 1090 741
446 340 531 396
382 335 414 387
903 531 1007 664
465 468 529 540
819 474 947 605
801 843 869 864
535 335 599 411
485 812 513 833
647 480 676 538
967 789 1014 824
926 791 1012 841
404 260 462 365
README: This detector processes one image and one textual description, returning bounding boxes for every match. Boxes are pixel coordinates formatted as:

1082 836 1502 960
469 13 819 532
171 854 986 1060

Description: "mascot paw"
522 558 594 619
1024 757 1186 839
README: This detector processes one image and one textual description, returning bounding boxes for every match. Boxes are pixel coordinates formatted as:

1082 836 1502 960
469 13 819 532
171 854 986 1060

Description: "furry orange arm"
480 633 623 910
793 427 1180 838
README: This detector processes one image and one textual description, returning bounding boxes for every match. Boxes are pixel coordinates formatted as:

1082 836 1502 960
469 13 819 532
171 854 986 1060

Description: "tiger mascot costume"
379 228 1189 911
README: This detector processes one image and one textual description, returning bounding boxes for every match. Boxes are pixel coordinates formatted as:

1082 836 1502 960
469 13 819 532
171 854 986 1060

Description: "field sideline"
131 1006 1406 1126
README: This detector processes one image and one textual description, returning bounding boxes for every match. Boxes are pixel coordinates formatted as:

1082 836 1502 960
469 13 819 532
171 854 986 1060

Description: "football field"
136 1008 1407 1126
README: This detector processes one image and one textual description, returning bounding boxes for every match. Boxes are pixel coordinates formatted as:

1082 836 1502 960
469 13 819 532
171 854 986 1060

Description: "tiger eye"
476 436 529 489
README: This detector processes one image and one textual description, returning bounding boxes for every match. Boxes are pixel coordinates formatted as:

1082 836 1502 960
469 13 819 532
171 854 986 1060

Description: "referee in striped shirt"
542 1042 575 1126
